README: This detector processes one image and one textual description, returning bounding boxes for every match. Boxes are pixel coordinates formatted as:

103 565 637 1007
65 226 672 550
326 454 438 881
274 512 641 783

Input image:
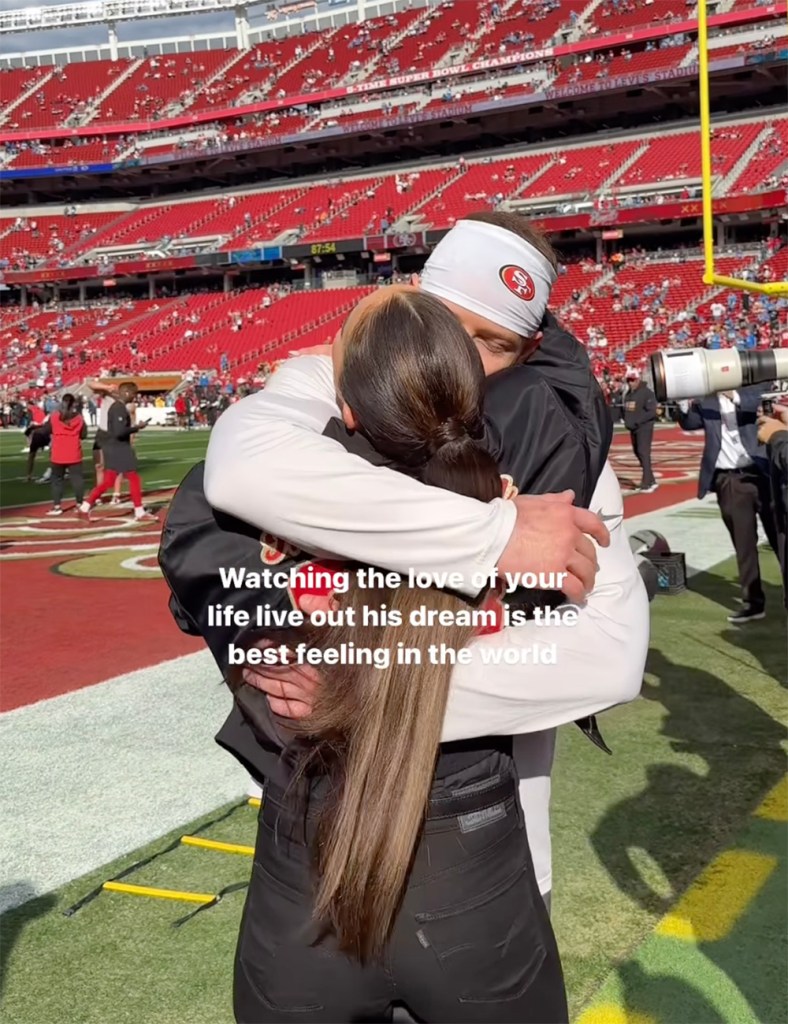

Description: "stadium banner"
527 189 788 234
0 3 781 146
344 50 553 94
2 254 196 284
113 255 197 275
135 103 476 167
0 162 113 180
543 65 701 100
4 266 93 284
2 190 784 286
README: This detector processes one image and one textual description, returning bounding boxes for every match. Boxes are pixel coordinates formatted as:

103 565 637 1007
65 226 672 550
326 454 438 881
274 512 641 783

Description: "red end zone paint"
0 497 202 711
0 558 202 711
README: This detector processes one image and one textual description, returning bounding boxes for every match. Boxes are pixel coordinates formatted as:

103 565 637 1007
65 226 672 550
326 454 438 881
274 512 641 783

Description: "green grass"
581 809 788 1024
1 556 785 1023
551 556 787 1021
0 428 209 509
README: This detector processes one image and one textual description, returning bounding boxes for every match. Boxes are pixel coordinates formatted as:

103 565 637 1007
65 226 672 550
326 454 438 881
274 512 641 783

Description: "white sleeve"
442 463 648 740
204 356 516 596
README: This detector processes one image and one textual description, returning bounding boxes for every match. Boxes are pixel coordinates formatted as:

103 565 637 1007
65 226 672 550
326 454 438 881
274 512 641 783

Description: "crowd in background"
1 236 785 424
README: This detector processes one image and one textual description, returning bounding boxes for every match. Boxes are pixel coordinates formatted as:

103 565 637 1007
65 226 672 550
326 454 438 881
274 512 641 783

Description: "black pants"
26 433 50 477
51 462 84 505
714 467 780 608
629 424 655 487
235 758 567 1024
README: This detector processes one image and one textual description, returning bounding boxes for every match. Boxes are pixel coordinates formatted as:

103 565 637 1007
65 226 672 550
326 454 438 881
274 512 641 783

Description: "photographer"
757 402 788 608
678 386 780 624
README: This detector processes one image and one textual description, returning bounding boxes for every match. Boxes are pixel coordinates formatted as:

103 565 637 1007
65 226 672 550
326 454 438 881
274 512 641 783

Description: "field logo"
499 265 535 301
0 492 174 579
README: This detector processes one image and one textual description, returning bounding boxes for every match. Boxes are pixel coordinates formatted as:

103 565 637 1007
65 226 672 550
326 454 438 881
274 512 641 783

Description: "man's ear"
410 273 421 288
518 331 543 363
341 401 358 431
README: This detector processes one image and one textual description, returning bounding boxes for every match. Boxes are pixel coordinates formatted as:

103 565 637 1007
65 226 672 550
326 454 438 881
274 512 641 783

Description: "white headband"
420 219 557 338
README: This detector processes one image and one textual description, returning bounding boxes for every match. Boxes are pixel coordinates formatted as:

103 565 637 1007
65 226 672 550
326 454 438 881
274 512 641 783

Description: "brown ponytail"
301 289 501 962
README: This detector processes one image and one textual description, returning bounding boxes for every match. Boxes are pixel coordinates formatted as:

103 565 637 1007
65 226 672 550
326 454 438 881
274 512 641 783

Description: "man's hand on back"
241 644 319 719
499 491 609 604
241 593 330 718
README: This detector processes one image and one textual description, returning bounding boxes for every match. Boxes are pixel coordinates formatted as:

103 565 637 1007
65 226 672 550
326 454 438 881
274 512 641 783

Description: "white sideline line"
0 650 247 915
0 544 161 560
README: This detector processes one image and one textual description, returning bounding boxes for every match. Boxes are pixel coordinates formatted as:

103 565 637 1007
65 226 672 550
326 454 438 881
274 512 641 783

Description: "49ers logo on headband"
499 265 536 301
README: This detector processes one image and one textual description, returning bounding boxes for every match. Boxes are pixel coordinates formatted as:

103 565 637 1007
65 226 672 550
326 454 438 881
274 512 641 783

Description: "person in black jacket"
25 421 52 482
77 383 156 522
623 369 658 492
758 402 788 608
160 217 617 1024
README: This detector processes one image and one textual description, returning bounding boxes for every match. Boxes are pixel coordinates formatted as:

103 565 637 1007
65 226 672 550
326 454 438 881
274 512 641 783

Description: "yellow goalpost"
697 0 788 296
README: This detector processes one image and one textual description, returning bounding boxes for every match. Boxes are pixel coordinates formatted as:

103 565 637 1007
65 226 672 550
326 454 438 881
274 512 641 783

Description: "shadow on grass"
688 564 787 685
590 629 786 1023
617 962 726 1024
0 884 57 997
591 647 786 916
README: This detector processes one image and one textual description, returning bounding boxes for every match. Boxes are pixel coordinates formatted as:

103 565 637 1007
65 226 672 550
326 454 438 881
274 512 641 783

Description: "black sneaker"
728 605 766 624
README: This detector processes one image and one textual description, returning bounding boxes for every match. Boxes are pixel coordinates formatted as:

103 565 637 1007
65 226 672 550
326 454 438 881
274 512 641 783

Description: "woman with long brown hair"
232 287 567 1023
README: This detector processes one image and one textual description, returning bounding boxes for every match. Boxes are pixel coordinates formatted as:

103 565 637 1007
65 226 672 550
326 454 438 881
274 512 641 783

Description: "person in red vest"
174 393 187 429
47 393 87 516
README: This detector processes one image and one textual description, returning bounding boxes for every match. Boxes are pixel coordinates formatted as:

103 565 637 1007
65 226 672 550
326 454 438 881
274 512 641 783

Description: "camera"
761 387 788 417
649 348 788 402
761 394 778 417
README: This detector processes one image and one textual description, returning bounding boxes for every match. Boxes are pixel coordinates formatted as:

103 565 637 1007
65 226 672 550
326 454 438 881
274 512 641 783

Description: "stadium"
0 0 786 1020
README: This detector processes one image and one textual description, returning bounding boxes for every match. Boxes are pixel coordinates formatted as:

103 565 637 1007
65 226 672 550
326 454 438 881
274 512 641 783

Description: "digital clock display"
310 242 337 256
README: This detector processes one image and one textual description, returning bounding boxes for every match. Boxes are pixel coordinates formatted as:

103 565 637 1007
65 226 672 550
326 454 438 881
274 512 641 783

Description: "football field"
0 425 785 1024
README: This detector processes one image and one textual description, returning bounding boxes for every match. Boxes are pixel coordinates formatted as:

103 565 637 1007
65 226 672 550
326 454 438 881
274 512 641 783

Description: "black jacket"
102 399 140 473
765 427 787 607
623 381 658 431
158 317 613 785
